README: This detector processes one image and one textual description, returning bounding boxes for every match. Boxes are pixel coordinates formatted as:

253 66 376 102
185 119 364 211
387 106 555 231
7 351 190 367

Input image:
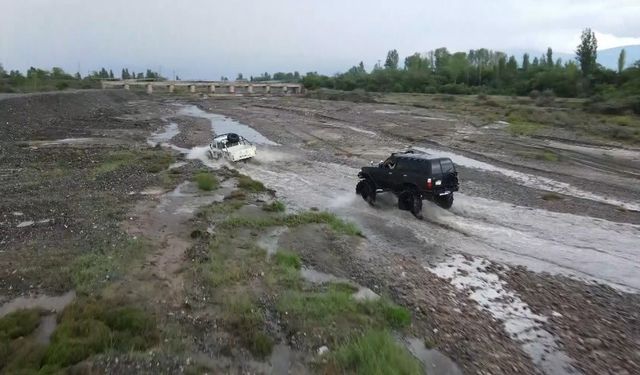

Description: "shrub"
195 172 219 191
327 330 422 375
0 309 41 339
263 200 285 212
529 90 541 99
237 174 266 192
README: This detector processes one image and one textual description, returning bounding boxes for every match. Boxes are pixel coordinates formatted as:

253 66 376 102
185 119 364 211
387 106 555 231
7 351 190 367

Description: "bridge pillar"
209 84 215 93
248 84 253 94
265 85 271 94
124 84 130 90
169 84 175 93
146 84 153 94
229 85 235 94
283 86 289 95
189 85 196 93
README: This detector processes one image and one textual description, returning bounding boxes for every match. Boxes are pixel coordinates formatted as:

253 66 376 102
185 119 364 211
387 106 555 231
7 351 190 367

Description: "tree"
576 27 597 76
236 73 244 81
522 53 530 71
404 53 423 71
532 57 539 67
384 49 399 70
0 63 6 77
109 69 114 79
75 72 81 80
546 47 553 66
618 48 626 74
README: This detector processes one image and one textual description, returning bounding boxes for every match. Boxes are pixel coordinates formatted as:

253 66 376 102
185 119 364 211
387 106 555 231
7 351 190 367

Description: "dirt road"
1 91 639 374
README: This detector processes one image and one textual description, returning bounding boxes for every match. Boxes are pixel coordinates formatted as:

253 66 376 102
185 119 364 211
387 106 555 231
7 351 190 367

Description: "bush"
195 172 219 191
263 200 285 212
0 309 41 339
529 90 541 99
237 174 266 192
327 330 422 375
56 81 69 91
535 89 555 107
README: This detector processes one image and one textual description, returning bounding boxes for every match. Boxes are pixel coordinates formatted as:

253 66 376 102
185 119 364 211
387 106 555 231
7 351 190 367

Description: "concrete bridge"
101 80 304 95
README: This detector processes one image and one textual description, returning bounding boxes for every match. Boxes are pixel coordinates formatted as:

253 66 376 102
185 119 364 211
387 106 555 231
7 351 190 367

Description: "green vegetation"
0 309 41 339
222 296 273 358
327 330 423 375
302 30 640 108
237 174 267 192
95 149 173 175
0 299 157 373
195 171 219 191
0 65 164 93
263 200 286 212
71 237 149 294
274 251 302 270
221 211 362 236
541 192 564 201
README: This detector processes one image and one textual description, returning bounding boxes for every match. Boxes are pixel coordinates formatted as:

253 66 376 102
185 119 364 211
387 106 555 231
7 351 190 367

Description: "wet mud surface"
1 91 639 374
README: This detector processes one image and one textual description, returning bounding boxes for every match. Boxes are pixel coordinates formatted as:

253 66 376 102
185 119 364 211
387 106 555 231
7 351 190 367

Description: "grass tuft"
237 174 266 192
327 330 423 375
221 211 362 237
273 251 302 270
263 200 286 212
195 171 219 191
0 309 41 339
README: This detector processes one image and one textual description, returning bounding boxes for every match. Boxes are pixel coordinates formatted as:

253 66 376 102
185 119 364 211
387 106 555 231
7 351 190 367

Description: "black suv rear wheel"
398 189 423 219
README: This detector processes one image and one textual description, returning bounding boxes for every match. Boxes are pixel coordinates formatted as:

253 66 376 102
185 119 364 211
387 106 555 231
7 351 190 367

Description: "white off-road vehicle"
208 133 256 162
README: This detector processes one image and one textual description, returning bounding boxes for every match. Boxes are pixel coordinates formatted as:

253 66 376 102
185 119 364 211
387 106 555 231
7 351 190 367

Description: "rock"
585 338 603 348
317 346 329 356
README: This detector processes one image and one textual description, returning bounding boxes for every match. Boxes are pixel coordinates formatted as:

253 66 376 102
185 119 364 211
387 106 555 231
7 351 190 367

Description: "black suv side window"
440 159 455 173
395 158 411 170
431 160 442 174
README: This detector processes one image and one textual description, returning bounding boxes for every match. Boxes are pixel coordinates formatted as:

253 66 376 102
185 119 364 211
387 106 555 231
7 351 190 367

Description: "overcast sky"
1 0 639 79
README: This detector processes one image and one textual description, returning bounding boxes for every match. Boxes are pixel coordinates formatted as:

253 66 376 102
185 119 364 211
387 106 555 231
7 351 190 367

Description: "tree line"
301 28 640 104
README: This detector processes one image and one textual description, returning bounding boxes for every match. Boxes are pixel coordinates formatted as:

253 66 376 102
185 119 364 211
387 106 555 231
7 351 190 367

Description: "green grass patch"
326 330 423 375
221 211 362 237
204 241 266 287
95 149 173 175
277 284 411 344
71 237 149 295
0 299 157 373
237 174 266 192
263 200 286 212
541 192 564 201
273 251 302 270
222 295 273 358
0 309 41 339
508 120 544 136
195 171 219 191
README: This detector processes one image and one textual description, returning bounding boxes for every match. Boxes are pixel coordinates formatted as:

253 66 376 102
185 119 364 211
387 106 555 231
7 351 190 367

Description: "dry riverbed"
1 90 639 374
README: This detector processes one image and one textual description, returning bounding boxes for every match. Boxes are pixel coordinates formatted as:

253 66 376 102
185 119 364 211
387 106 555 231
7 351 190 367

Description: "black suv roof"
392 152 450 162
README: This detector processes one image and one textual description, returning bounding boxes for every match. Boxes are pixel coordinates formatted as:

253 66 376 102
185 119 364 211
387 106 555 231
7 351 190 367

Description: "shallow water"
0 290 76 317
413 146 640 211
177 105 278 145
404 337 463 375
429 255 577 374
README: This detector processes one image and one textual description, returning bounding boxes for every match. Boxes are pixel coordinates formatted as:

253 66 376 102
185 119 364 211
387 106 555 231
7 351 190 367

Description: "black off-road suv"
355 151 459 218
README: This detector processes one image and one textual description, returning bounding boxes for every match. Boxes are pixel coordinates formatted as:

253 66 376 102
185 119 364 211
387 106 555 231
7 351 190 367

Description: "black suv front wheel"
435 193 454 209
356 179 376 205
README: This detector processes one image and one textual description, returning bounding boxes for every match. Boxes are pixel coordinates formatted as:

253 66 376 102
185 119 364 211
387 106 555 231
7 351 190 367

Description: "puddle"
300 268 379 301
352 287 380 301
347 126 377 136
34 314 57 344
270 344 291 375
300 267 345 284
0 290 76 317
428 255 577 374
413 146 640 211
404 337 463 375
177 105 278 145
257 227 289 256
16 220 35 228
147 122 180 147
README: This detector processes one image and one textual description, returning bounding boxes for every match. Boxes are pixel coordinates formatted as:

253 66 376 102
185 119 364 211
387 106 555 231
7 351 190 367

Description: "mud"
2 91 639 374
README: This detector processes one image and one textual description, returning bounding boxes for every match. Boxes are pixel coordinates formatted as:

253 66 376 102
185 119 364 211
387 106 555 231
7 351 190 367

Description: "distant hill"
507 45 640 70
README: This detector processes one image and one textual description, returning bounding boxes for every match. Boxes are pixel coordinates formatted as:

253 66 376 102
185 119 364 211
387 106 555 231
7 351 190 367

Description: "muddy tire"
435 194 454 209
356 179 376 205
399 190 423 219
